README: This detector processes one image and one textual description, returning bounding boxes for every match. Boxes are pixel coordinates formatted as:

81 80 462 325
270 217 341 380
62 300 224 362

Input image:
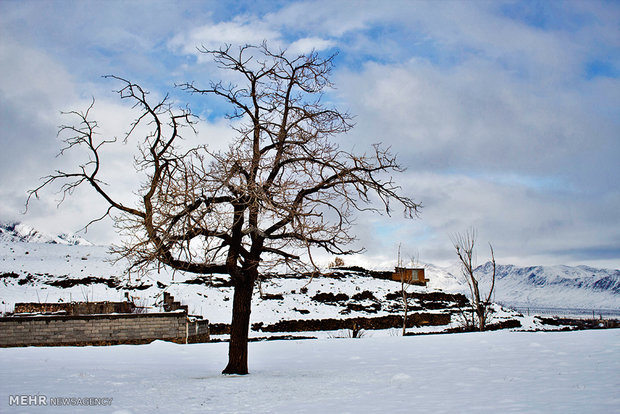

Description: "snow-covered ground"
1 330 618 413
1 222 619 412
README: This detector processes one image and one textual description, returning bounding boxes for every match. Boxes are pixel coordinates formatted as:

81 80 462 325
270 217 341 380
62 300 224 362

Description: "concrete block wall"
186 318 210 344
14 301 135 315
0 311 207 347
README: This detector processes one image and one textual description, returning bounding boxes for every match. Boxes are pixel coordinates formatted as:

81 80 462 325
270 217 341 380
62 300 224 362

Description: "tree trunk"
477 304 485 331
222 276 255 375
471 279 483 331
402 292 408 336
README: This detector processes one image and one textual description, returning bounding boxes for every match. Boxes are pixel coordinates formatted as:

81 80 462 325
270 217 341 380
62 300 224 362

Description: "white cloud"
335 53 617 178
168 18 282 61
0 40 79 218
265 1 375 37
288 37 335 55
0 39 77 120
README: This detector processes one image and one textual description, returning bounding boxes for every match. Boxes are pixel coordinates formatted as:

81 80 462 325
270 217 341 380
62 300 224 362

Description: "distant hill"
473 261 620 310
0 222 92 246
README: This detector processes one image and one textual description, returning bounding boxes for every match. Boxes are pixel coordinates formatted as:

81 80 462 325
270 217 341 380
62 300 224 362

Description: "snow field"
1 329 618 413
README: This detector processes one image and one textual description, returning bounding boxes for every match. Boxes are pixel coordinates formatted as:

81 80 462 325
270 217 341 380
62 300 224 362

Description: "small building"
391 267 429 286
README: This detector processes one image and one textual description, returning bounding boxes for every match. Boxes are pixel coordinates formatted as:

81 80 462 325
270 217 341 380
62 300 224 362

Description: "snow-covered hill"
1 221 618 322
0 239 470 330
0 222 92 246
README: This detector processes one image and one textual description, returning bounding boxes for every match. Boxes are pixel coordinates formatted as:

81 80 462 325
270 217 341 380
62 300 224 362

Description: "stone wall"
0 312 209 347
246 312 452 334
13 301 135 315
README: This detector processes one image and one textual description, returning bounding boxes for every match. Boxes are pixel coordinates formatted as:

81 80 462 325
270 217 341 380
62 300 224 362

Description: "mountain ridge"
0 221 92 246
474 261 619 309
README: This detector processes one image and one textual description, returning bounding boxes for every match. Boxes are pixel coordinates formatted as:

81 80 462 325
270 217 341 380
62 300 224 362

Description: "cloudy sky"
1 0 618 269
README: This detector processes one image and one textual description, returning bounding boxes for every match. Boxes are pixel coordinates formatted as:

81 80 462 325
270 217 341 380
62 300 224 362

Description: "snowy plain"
1 330 619 413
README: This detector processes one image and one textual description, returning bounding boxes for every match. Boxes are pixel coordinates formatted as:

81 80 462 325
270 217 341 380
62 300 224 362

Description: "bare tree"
396 245 418 336
329 257 345 268
451 229 496 331
27 43 420 374
396 245 408 336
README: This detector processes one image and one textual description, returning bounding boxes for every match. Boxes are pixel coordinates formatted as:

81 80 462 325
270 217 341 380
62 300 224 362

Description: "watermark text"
8 395 113 407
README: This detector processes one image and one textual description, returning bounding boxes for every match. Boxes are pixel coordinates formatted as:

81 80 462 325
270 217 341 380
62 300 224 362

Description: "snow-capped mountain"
474 261 620 310
0 222 92 246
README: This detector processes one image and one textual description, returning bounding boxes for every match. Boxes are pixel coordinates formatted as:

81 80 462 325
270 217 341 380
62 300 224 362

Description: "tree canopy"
28 43 420 374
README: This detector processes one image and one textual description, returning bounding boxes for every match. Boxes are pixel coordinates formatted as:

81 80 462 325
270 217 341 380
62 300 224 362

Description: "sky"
0 0 619 269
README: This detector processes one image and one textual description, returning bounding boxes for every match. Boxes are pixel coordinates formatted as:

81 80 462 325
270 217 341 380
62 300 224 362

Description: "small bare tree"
27 43 420 374
396 246 419 336
329 257 345 268
452 229 495 331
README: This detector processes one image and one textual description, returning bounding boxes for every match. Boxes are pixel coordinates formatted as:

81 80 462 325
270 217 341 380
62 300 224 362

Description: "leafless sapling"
452 229 496 331
396 245 418 336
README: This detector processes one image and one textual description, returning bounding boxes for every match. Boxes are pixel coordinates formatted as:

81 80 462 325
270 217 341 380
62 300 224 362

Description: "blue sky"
1 0 618 268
